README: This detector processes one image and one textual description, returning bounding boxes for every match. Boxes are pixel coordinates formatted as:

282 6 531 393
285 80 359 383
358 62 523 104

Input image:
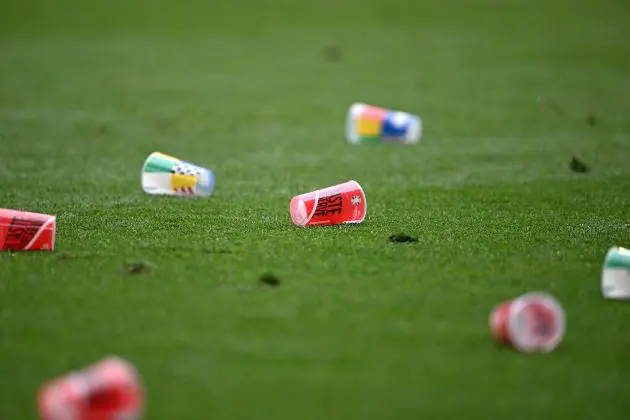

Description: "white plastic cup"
345 103 422 144
142 152 214 197
602 246 630 299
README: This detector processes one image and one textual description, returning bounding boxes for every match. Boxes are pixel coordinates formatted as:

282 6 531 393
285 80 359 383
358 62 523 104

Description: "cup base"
490 292 565 353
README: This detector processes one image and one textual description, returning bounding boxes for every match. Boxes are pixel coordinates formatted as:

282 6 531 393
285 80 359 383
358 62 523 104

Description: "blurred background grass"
1 1 629 419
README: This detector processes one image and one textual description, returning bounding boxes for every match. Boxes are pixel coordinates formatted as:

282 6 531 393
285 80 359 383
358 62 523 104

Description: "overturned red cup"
37 356 144 420
0 208 56 251
489 292 566 353
290 180 367 227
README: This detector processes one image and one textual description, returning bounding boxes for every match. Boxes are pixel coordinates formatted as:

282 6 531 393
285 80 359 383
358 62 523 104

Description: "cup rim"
346 103 366 144
344 180 367 224
507 292 565 353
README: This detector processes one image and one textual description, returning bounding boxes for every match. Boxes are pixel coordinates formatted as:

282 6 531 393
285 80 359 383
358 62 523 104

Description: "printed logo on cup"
142 152 215 197
346 103 422 144
0 209 56 251
290 180 366 227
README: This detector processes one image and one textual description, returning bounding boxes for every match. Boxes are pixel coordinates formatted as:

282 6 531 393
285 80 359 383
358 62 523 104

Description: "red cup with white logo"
289 180 367 227
0 208 56 251
489 292 566 353
37 356 144 420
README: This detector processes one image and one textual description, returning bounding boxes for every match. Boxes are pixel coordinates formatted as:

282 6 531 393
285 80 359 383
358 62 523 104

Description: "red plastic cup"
489 292 566 353
0 208 56 251
37 356 144 420
289 180 367 227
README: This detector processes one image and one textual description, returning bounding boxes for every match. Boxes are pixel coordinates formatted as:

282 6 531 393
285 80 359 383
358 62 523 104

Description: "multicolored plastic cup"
142 152 215 197
290 180 366 227
602 246 630 299
489 292 566 353
346 103 422 144
37 356 144 420
0 208 56 251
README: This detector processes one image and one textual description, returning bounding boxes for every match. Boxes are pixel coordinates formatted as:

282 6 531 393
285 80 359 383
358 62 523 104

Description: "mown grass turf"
1 0 630 419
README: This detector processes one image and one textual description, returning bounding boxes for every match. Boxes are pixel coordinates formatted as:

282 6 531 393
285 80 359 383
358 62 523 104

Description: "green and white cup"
141 152 215 197
602 247 630 299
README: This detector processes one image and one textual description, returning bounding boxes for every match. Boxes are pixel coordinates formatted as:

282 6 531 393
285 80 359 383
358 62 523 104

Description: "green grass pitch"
1 0 630 418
